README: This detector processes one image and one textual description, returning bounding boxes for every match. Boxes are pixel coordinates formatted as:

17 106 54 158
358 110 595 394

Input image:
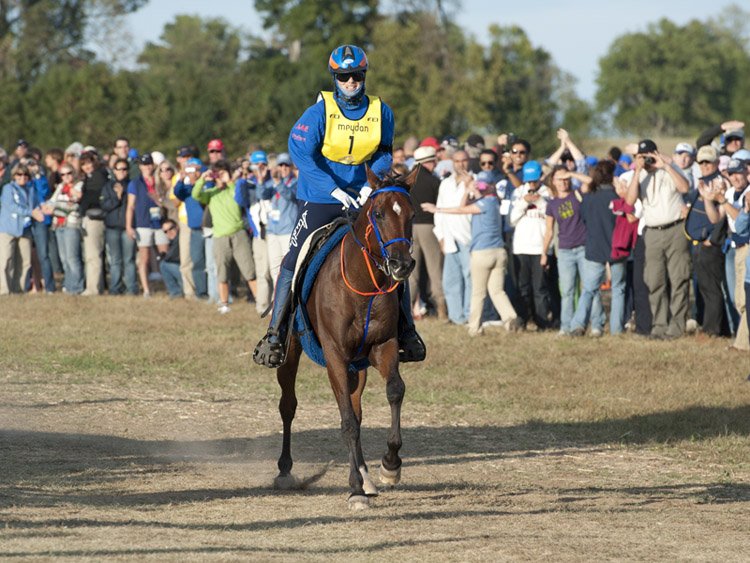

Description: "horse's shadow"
1 404 748 510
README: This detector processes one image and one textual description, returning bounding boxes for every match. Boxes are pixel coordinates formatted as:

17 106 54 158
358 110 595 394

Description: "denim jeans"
160 260 184 297
442 241 471 324
189 228 207 297
204 235 219 303
572 259 626 334
556 246 585 332
32 221 55 292
105 227 137 295
55 226 83 294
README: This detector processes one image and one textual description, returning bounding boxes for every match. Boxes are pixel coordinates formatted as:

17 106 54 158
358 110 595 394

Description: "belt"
691 239 713 247
649 218 683 230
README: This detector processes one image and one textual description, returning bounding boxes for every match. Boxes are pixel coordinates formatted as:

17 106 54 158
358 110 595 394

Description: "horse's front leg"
326 356 370 508
370 338 405 486
349 368 378 497
274 336 302 489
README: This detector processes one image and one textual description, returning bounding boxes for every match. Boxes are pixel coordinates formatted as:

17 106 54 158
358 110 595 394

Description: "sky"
123 0 738 102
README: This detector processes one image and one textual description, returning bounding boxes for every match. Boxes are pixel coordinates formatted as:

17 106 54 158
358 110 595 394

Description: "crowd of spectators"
1 123 749 353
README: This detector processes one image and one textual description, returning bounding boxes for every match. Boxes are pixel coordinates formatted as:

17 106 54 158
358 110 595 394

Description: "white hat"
674 142 695 156
413 146 437 164
151 151 166 166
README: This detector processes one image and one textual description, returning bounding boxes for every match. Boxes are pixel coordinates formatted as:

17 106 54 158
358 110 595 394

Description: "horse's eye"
374 210 384 220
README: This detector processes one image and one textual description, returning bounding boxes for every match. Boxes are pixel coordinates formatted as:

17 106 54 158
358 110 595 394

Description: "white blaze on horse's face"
392 201 402 216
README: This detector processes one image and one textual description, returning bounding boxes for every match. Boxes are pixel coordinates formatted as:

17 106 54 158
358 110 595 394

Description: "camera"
644 157 656 165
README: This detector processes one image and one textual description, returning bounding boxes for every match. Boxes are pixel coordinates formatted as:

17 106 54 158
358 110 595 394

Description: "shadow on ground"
0 404 748 510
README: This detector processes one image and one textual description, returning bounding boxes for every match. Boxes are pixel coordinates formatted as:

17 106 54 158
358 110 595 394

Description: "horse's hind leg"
275 337 302 489
371 340 405 486
349 368 377 497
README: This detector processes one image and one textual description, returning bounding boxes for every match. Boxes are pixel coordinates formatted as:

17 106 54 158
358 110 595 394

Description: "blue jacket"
289 94 394 204
30 175 52 226
262 174 298 235
0 181 34 237
736 210 750 284
234 177 266 237
174 179 205 230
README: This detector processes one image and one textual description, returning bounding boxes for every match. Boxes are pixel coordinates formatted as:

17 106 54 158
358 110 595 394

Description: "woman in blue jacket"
0 165 42 294
254 45 424 368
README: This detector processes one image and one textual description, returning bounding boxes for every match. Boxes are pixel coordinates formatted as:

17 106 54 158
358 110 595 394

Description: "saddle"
289 218 370 372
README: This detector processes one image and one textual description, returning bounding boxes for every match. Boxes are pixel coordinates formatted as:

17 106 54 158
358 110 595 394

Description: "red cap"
207 139 224 152
419 136 440 150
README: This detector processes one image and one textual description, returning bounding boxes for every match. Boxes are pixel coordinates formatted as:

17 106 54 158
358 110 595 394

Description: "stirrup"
253 332 287 368
398 328 426 363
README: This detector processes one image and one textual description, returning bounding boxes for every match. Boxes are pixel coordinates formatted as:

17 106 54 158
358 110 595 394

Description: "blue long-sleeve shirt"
289 94 394 204
735 210 750 284
31 175 52 225
174 179 205 230
262 174 298 235
234 177 260 237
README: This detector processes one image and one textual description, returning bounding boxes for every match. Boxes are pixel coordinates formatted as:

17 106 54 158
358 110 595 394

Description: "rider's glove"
357 185 373 206
331 187 360 210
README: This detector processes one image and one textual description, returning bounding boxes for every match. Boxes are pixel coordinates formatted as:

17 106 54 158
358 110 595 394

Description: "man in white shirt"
434 150 472 324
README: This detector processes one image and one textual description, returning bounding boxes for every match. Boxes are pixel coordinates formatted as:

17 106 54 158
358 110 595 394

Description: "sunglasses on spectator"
162 225 176 233
208 149 222 154
61 171 74 176
511 149 527 155
697 160 715 165
15 172 29 178
160 168 174 173
335 72 365 83
480 160 496 167
114 167 128 172
278 163 291 167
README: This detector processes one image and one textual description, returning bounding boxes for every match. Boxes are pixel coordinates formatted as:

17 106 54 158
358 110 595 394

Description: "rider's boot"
253 267 295 368
397 283 426 362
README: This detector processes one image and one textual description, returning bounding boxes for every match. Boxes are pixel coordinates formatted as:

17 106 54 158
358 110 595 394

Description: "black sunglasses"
114 167 128 172
335 71 365 83
512 149 527 155
480 160 496 167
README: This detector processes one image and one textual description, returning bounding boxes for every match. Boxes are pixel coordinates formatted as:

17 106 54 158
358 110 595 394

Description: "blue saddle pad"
293 225 371 373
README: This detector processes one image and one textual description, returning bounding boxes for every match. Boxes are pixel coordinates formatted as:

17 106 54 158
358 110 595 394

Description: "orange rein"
340 222 401 297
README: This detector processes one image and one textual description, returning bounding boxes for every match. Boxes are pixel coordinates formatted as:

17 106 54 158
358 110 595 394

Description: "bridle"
341 186 413 296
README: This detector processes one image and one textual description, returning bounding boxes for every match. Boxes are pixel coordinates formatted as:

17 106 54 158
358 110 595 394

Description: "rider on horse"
253 44 426 368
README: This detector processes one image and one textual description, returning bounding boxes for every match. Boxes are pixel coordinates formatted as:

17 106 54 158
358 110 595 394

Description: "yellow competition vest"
321 91 382 165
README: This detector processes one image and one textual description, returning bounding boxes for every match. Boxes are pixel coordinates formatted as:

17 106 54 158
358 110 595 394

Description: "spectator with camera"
192 159 257 314
625 139 691 339
545 129 588 189
174 157 208 298
25 157 55 293
262 152 297 283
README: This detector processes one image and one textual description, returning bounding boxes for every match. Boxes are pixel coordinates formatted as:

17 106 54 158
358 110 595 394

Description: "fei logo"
290 210 309 248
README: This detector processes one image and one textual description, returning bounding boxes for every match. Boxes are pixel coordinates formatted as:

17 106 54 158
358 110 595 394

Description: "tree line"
0 1 748 158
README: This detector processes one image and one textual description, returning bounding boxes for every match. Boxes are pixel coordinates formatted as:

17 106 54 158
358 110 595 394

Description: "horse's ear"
365 166 381 190
403 164 420 191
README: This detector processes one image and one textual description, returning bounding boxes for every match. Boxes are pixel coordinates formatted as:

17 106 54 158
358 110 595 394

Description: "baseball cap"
475 170 496 191
674 142 696 156
177 146 192 157
637 139 658 154
522 160 542 182
419 137 440 150
16 139 28 147
731 148 750 162
65 141 84 157
413 146 437 164
138 153 154 165
250 150 268 164
725 129 744 141
727 158 746 174
441 136 459 149
276 152 292 165
207 139 224 152
696 145 718 163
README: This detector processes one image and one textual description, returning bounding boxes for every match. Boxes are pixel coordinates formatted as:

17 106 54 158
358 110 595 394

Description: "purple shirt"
545 191 586 249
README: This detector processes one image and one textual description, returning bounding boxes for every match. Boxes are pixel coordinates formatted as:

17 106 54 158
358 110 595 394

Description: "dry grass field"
0 294 748 561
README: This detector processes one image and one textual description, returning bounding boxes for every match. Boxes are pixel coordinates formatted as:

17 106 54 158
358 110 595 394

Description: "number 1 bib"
320 91 382 166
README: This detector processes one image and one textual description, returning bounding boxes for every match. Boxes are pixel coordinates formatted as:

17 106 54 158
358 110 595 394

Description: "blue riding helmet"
328 45 368 75
328 45 368 108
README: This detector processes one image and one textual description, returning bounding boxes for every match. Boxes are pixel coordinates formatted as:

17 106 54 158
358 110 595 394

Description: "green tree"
596 17 750 136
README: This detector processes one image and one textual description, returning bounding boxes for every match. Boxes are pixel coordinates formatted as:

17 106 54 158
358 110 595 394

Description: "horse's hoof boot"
253 337 286 368
348 494 370 510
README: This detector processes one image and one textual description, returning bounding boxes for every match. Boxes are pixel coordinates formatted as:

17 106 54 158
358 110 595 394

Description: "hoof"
379 465 401 486
360 466 379 497
348 494 371 510
273 473 300 490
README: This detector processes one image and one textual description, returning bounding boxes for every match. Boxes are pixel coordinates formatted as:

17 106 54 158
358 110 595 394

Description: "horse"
274 166 418 509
